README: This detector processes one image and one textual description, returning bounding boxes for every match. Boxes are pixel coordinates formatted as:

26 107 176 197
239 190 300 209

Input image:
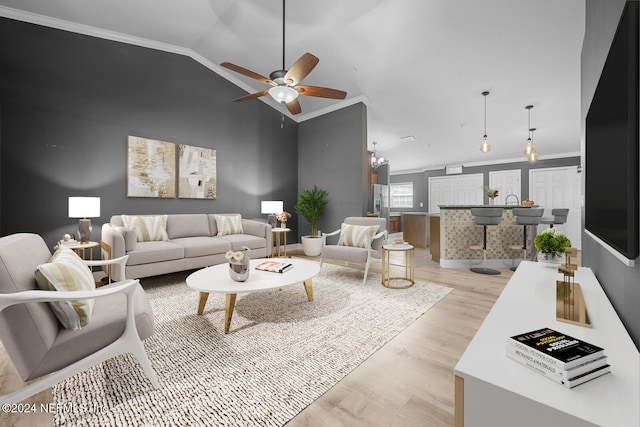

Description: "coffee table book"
505 351 611 389
506 343 609 377
508 327 605 370
255 260 293 273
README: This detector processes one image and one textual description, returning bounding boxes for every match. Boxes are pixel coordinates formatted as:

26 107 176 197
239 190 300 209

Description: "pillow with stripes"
337 223 379 248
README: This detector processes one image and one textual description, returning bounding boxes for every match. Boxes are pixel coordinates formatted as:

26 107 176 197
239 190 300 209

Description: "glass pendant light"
527 128 538 162
479 91 491 153
523 105 535 156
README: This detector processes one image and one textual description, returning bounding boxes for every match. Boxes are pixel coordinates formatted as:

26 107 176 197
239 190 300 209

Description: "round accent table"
381 243 415 289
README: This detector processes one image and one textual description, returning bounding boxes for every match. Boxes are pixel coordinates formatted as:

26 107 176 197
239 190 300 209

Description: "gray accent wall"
298 103 368 237
581 0 640 349
0 18 299 247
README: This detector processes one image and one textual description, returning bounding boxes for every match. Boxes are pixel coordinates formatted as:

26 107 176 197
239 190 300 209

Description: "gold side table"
271 227 290 257
381 243 415 289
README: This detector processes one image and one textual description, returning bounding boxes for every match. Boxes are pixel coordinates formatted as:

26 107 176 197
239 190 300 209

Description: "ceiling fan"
220 0 347 115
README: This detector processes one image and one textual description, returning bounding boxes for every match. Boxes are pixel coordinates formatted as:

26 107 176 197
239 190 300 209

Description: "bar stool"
509 208 544 270
469 208 504 275
540 208 569 228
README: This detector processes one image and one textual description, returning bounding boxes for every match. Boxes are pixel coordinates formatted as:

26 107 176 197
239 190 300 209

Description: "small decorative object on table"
522 199 535 206
226 246 251 282
534 228 571 266
276 211 291 229
484 186 499 205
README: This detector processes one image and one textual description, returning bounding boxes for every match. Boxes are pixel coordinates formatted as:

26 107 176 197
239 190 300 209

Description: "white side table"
271 227 290 257
381 243 415 289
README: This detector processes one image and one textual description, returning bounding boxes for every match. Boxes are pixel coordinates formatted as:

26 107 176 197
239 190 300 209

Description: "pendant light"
523 105 535 156
479 91 491 153
527 128 539 162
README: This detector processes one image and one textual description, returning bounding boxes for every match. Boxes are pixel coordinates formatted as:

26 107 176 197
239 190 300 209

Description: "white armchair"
0 233 160 405
320 217 387 285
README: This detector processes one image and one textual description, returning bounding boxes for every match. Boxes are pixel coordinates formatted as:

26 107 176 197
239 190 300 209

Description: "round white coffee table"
186 258 321 333
381 243 415 289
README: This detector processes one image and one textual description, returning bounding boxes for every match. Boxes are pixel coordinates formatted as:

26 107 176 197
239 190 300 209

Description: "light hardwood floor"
1 247 548 426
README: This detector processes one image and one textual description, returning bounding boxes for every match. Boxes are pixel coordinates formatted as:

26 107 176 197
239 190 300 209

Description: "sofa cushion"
126 241 184 266
166 214 210 239
213 214 243 236
122 215 169 242
34 247 95 330
337 223 380 248
217 234 266 251
171 237 232 258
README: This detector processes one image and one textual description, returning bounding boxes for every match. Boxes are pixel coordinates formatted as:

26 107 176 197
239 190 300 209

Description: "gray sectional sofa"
101 214 272 279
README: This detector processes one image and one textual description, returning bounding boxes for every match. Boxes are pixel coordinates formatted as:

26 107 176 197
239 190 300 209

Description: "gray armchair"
320 217 387 285
0 233 159 405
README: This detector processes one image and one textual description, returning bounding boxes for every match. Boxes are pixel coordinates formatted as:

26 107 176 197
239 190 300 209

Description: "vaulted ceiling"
0 0 585 173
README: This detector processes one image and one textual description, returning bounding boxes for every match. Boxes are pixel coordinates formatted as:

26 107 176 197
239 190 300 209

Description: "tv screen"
585 1 639 261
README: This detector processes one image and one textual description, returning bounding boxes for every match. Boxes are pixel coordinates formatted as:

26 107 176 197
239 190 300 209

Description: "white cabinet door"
428 174 483 212
529 166 582 249
490 169 522 205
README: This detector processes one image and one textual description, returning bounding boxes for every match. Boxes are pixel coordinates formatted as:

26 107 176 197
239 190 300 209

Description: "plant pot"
537 251 565 267
301 235 324 256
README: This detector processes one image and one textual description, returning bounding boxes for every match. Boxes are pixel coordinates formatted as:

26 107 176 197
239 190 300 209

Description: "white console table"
454 261 639 427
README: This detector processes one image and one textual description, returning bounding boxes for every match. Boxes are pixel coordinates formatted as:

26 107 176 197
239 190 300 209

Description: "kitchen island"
438 205 535 269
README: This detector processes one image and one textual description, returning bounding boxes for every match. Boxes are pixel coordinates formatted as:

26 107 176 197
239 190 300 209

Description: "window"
390 182 413 208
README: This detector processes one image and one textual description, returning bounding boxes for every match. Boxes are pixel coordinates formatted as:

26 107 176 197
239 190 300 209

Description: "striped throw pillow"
122 215 169 242
35 247 96 330
214 214 244 236
337 224 380 248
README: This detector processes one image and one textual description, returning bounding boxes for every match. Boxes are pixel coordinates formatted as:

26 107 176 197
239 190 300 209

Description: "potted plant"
534 228 571 265
294 185 329 256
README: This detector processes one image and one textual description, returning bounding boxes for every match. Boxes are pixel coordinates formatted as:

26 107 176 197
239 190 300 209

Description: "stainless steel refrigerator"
372 184 390 226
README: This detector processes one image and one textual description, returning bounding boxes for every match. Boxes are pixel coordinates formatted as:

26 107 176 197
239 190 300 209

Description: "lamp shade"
268 86 298 104
261 200 283 214
68 197 100 218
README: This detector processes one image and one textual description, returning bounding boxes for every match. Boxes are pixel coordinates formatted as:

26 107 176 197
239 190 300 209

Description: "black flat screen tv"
585 1 639 261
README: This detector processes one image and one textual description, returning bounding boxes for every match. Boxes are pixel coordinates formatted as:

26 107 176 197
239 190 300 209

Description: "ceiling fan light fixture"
268 85 298 104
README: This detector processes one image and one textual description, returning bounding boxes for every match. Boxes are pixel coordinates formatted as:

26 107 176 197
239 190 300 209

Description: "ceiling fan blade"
295 85 347 100
220 62 274 85
283 53 319 86
232 90 270 102
286 98 302 115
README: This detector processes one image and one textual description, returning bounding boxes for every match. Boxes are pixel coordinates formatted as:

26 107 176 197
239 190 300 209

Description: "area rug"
52 264 451 426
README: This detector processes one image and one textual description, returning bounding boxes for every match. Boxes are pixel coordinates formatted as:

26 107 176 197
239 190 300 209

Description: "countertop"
438 204 538 209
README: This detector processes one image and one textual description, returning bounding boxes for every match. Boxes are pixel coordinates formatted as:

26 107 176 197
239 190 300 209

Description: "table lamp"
68 197 100 243
261 200 283 229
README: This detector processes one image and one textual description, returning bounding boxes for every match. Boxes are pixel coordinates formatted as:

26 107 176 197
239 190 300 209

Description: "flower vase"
489 198 495 205
229 256 250 281
280 222 286 229
537 251 565 267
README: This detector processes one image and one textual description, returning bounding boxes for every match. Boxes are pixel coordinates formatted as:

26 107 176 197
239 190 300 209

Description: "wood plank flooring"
0 247 539 426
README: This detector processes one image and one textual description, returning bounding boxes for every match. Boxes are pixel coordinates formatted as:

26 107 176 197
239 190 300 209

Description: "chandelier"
371 141 387 168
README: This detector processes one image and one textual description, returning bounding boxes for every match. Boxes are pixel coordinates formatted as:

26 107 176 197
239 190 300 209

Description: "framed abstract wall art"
178 144 217 199
127 136 176 198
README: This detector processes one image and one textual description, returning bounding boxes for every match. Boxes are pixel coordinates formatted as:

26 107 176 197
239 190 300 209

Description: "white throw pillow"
34 247 96 330
122 215 169 242
214 214 243 236
337 224 380 248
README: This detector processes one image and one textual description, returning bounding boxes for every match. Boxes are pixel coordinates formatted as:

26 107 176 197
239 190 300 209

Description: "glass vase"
537 251 565 267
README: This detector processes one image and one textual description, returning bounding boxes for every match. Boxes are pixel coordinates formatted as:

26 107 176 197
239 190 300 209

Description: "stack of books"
255 260 293 273
506 327 610 389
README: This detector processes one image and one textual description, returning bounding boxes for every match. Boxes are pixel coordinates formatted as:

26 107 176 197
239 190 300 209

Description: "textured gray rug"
53 263 451 426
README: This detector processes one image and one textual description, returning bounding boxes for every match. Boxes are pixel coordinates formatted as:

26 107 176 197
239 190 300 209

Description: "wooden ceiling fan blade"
232 90 270 102
286 98 302 115
220 62 274 85
283 53 319 86
295 85 347 99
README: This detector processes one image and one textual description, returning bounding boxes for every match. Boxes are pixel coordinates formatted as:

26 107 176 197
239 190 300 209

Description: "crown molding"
0 5 356 124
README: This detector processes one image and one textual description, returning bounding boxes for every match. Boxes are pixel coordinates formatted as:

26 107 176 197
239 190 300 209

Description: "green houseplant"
534 228 571 264
294 185 329 256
